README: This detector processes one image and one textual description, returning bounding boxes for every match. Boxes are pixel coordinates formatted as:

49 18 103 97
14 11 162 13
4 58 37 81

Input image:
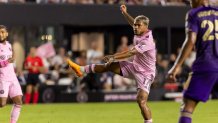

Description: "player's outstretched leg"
67 58 121 76
178 98 198 123
11 96 22 123
137 89 152 123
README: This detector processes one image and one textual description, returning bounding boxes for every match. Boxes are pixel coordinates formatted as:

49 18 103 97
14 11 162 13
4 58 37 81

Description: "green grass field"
0 100 218 123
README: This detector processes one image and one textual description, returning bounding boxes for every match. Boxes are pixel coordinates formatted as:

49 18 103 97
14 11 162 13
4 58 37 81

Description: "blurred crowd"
0 0 195 6
17 36 137 93
15 35 196 94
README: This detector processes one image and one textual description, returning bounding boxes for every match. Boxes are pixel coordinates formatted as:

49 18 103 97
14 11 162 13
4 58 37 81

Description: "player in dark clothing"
167 0 218 123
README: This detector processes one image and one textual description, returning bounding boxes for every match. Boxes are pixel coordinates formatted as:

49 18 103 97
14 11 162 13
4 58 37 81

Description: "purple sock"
179 116 192 123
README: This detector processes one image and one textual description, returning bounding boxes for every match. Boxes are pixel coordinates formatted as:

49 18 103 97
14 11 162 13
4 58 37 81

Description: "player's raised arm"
120 4 134 27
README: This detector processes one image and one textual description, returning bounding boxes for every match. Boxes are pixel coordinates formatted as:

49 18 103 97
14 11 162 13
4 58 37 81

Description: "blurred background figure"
116 36 129 53
24 46 45 104
87 41 103 64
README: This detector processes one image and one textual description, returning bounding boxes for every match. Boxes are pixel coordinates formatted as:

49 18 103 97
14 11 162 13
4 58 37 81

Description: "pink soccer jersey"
120 31 156 93
133 30 156 78
0 41 22 98
0 41 17 81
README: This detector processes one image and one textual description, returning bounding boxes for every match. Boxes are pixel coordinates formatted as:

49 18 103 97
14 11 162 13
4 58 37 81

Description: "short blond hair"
135 15 150 26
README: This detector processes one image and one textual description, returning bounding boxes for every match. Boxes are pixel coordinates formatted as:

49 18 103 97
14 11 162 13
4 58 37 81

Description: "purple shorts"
184 72 218 102
0 80 23 98
119 61 154 94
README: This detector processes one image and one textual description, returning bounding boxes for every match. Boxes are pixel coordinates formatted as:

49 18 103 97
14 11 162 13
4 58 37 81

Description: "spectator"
50 47 73 85
8 0 25 3
95 0 106 4
100 72 113 91
75 50 87 66
113 74 135 90
116 36 129 53
112 36 136 91
64 0 76 4
0 0 7 3
24 46 45 104
165 0 186 6
51 47 66 69
87 41 103 64
80 41 103 92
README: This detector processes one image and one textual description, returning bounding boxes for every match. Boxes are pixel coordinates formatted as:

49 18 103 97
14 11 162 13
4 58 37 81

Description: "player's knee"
15 100 23 106
137 97 147 108
181 105 194 113
180 103 195 113
0 102 7 108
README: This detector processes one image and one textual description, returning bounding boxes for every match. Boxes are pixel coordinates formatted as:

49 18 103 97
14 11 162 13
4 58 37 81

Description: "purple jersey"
186 6 218 72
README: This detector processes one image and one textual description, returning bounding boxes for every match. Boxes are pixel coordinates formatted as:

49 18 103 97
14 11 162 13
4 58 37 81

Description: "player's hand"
120 4 127 14
166 66 180 83
103 55 115 64
7 58 14 63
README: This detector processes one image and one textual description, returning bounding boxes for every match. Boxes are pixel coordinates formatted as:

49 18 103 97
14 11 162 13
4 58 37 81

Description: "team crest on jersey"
0 90 4 94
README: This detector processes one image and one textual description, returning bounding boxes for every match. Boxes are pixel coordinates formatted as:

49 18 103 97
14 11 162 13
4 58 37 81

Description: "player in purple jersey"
0 25 23 123
167 0 218 123
67 4 156 123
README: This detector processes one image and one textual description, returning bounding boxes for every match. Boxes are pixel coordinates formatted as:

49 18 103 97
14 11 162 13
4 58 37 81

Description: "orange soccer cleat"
67 58 83 77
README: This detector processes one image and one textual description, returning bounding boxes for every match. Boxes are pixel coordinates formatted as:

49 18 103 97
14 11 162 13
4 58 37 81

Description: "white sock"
80 66 85 73
144 119 152 123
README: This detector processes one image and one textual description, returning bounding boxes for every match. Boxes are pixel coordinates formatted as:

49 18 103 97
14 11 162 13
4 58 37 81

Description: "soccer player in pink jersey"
67 5 156 123
0 25 23 123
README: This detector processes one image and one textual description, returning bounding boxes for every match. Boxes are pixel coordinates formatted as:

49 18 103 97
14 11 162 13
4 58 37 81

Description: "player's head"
29 46 37 56
0 25 8 42
190 0 209 8
133 15 149 36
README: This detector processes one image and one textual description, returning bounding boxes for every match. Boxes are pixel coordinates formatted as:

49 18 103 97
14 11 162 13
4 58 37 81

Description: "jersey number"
201 19 218 41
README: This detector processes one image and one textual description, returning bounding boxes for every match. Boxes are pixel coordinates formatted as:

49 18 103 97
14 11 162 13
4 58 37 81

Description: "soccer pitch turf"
0 100 218 123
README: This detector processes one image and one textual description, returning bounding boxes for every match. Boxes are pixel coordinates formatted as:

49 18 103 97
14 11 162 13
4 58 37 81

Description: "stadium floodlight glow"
41 35 53 41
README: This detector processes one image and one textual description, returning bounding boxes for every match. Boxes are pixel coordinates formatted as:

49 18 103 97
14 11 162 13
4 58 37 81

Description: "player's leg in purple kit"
179 72 218 123
178 98 198 123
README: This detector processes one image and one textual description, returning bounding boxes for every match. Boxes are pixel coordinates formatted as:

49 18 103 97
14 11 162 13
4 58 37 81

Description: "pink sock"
84 64 95 73
10 104 22 123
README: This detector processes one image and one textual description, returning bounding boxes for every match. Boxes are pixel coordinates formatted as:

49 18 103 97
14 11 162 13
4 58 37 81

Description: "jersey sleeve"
185 11 198 33
134 39 154 54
